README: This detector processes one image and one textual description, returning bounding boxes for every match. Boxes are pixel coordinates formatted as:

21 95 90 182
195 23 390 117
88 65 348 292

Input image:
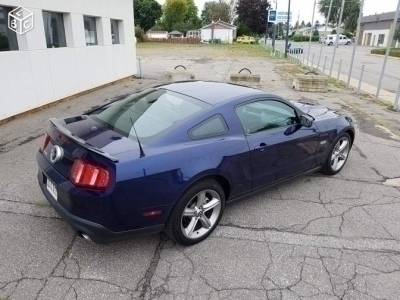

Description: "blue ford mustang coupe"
36 81 354 245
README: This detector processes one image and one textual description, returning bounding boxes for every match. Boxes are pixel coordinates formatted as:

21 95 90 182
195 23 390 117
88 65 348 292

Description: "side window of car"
236 100 298 134
188 114 228 140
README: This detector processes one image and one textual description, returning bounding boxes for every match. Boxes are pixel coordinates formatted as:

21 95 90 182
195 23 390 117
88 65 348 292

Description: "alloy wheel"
180 190 221 239
331 137 350 172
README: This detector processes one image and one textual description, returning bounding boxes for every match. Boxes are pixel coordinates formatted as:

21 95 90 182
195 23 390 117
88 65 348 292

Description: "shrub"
135 26 145 42
313 30 319 37
331 29 337 34
292 35 308 42
311 36 319 42
343 31 354 38
371 48 400 58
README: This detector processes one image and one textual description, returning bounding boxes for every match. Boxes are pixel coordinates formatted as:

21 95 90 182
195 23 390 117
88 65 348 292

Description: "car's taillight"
69 159 109 190
40 132 50 151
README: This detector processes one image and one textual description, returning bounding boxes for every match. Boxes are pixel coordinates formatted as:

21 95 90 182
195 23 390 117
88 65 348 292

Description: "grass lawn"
136 42 272 58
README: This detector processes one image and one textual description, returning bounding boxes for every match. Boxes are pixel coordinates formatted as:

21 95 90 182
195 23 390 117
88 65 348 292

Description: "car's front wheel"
321 132 351 175
165 180 225 245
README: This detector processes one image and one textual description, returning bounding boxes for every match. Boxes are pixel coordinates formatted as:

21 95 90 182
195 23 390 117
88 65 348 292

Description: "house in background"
169 30 184 38
360 12 400 47
295 26 341 37
186 30 201 39
146 30 168 39
201 20 237 44
0 0 136 122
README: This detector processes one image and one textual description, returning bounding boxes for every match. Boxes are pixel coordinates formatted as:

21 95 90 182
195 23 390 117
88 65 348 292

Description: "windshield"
90 89 209 143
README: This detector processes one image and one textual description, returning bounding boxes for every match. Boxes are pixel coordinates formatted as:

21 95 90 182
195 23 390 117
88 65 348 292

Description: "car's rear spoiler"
49 118 119 163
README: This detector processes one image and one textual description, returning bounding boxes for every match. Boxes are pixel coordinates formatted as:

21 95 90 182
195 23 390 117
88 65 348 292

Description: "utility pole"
307 0 317 66
284 0 291 58
272 0 278 52
375 0 400 100
347 0 364 87
265 4 271 44
329 0 345 77
317 0 333 68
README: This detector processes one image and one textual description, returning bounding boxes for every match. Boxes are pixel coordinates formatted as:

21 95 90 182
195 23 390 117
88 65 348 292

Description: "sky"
155 0 400 25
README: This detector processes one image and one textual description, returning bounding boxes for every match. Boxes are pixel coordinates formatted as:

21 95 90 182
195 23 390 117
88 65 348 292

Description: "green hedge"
292 35 319 42
371 48 400 58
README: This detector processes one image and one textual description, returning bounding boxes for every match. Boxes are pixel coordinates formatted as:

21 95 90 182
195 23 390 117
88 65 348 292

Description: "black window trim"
188 114 229 140
235 97 301 136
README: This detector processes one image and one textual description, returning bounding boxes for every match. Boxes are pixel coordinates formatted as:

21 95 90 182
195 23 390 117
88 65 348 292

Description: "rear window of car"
90 89 209 143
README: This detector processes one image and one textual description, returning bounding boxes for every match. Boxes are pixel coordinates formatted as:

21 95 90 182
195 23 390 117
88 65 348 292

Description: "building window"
111 19 120 44
84 16 98 46
0 6 19 51
43 11 67 48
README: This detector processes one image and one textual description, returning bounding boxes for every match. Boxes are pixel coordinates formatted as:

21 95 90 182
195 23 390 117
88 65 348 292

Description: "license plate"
46 177 58 201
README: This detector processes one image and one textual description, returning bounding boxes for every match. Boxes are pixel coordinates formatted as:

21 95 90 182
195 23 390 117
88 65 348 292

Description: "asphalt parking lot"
2 44 400 300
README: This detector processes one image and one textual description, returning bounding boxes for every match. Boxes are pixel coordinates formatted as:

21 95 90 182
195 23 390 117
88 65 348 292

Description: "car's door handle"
254 143 268 151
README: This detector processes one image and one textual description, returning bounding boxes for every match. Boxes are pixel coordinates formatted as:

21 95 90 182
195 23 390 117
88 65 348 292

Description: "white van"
324 34 351 46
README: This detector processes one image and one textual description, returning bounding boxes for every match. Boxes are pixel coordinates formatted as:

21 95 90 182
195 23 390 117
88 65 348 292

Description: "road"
273 40 400 94
1 44 400 299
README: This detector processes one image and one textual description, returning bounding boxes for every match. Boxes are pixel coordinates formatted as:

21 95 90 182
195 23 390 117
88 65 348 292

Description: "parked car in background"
236 36 256 44
36 81 355 246
324 34 351 46
287 43 303 54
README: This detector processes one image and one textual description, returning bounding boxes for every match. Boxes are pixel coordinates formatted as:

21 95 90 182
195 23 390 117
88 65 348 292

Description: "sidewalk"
264 43 399 106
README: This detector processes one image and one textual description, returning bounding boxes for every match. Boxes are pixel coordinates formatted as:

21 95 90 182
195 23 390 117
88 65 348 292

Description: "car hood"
58 115 141 159
290 101 340 121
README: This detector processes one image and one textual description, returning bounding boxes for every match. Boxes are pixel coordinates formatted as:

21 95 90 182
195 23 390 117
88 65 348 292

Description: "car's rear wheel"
165 180 225 246
321 133 351 175
329 42 333 46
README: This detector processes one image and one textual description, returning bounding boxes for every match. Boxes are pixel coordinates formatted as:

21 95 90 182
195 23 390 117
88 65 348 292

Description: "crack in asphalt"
0 210 61 220
138 233 168 299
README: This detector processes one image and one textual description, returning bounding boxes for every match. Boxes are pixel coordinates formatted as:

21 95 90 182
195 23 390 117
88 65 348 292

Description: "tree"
162 0 188 31
294 20 299 29
201 0 230 24
300 20 305 28
306 22 312 27
134 0 163 32
236 0 271 34
331 29 337 34
393 28 400 42
318 0 360 30
313 29 319 36
185 0 202 28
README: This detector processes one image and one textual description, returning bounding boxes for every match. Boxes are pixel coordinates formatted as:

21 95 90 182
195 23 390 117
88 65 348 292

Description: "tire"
346 41 350 45
329 42 333 46
321 132 352 175
165 179 225 246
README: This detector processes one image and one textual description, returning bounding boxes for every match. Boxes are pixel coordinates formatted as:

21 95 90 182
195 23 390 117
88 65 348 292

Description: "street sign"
276 11 293 23
268 10 277 23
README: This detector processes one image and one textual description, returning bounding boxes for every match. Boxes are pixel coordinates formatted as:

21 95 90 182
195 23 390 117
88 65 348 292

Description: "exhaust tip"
79 232 93 242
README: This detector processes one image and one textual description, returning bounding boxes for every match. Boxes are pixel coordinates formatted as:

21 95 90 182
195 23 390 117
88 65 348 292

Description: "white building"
146 30 168 39
295 26 340 37
0 0 136 122
360 12 400 47
201 20 237 44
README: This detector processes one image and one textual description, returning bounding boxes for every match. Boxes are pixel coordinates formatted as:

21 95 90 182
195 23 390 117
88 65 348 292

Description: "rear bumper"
36 152 164 243
41 184 163 243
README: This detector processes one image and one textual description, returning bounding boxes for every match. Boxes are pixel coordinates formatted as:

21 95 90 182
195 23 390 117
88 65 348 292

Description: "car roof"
158 81 265 105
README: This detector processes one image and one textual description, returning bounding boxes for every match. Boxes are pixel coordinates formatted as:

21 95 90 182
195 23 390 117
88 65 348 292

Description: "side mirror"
300 114 314 128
